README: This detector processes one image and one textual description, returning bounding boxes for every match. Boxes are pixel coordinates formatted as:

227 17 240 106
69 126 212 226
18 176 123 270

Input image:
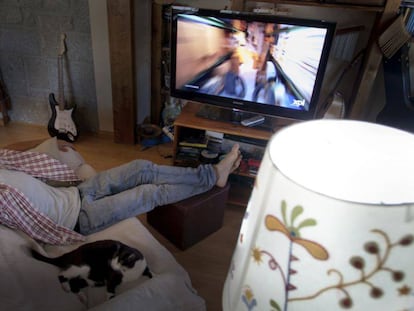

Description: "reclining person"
0 142 241 245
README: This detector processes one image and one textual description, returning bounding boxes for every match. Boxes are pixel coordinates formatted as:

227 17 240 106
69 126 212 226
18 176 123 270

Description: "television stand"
195 104 274 131
173 102 294 207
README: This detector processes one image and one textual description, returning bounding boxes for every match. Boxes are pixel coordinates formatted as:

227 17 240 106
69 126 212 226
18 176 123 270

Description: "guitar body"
48 93 78 142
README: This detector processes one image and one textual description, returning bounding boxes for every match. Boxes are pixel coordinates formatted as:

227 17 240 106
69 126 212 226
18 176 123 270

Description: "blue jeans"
76 160 217 235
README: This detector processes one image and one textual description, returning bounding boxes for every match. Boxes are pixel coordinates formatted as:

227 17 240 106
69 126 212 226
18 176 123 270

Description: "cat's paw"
77 292 88 306
58 275 71 292
106 292 116 300
61 283 71 292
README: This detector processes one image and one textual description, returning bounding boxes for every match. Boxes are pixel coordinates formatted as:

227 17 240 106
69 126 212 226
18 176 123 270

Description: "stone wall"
0 0 98 133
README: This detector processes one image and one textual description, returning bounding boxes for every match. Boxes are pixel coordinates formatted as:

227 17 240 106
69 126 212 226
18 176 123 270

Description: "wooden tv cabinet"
172 101 296 206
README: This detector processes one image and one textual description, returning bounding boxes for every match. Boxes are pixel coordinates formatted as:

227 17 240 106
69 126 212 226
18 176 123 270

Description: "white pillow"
29 137 97 180
58 146 86 171
29 137 61 160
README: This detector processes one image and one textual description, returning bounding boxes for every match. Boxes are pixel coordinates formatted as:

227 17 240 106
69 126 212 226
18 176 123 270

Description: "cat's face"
118 249 143 268
110 250 150 283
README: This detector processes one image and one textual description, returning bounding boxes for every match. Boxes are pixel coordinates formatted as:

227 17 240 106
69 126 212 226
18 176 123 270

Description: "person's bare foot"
214 144 242 187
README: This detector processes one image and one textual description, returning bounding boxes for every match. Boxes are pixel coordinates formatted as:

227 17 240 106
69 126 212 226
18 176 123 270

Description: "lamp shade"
223 120 414 311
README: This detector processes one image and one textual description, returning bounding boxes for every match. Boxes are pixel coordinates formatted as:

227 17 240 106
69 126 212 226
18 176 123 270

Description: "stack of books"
247 158 261 176
176 138 207 164
205 130 224 153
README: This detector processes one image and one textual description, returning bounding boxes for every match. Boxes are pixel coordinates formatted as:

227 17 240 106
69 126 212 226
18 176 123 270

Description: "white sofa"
0 138 206 311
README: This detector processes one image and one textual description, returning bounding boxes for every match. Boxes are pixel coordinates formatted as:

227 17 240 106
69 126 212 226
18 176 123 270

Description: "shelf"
174 102 277 141
172 102 271 207
241 0 386 12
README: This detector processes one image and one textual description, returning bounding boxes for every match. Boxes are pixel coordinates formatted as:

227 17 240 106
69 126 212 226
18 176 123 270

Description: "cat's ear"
112 242 121 257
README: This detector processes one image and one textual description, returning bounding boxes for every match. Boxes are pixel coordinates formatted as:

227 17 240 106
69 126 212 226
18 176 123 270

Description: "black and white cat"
31 239 152 304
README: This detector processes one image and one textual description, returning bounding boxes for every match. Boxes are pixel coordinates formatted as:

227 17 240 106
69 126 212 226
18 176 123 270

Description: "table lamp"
223 120 414 311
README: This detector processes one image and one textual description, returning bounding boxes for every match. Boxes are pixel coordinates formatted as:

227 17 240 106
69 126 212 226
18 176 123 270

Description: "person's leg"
77 160 217 201
78 182 212 235
77 143 241 199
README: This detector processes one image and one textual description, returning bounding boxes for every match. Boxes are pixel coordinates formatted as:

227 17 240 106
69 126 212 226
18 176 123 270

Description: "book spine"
179 141 207 148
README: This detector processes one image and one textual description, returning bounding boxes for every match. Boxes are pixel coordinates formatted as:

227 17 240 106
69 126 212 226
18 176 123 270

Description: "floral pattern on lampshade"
237 200 414 311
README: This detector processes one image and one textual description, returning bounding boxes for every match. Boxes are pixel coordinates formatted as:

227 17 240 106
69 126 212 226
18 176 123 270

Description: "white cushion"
29 136 61 160
29 137 97 180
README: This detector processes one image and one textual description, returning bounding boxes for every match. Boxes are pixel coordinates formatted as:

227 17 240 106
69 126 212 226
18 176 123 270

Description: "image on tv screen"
173 13 329 112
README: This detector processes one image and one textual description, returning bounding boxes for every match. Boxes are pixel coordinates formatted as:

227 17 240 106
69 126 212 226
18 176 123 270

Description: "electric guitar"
47 33 78 142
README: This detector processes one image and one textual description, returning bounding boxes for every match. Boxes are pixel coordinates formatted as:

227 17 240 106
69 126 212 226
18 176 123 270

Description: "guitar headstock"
58 33 67 56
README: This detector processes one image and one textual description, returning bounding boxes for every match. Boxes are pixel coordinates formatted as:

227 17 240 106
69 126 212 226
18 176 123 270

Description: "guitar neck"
57 55 65 110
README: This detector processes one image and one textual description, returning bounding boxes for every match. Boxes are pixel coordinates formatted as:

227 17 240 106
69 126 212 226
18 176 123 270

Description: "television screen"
170 6 336 121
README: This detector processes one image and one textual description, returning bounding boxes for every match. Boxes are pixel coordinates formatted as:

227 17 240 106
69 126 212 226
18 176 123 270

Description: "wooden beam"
151 1 164 126
0 74 10 126
231 0 245 11
107 0 136 144
348 0 401 119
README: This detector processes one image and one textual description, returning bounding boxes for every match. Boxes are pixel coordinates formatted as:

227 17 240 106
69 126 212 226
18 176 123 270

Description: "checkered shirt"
0 149 86 245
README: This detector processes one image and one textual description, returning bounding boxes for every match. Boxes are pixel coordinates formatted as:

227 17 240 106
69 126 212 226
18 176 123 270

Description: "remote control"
241 115 265 127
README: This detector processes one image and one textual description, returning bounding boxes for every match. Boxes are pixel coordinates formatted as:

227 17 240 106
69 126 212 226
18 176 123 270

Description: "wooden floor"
0 122 245 311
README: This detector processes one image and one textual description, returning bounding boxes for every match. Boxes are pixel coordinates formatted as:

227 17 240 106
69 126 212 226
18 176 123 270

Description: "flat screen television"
169 6 337 124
